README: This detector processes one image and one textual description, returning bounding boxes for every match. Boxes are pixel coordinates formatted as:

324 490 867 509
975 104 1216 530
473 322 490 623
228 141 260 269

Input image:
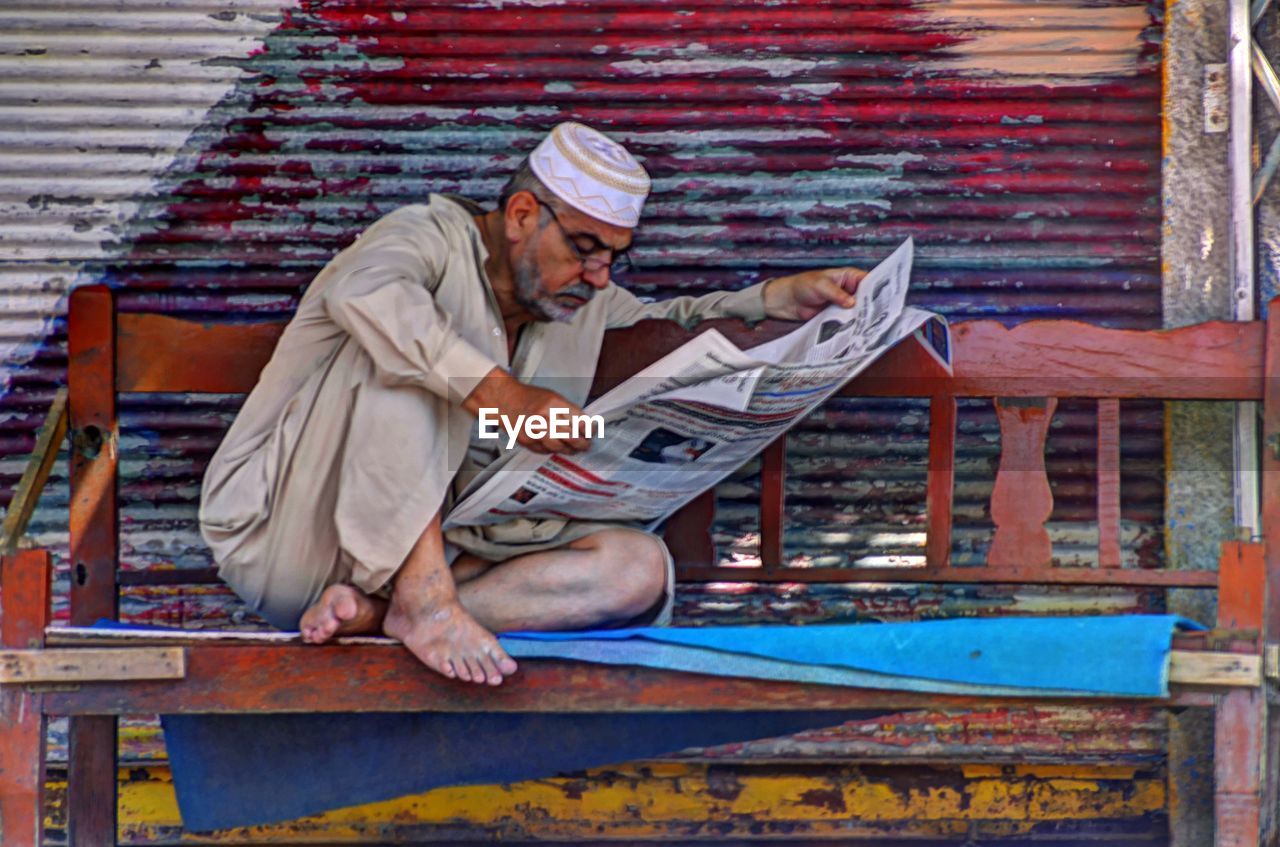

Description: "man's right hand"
462 367 592 454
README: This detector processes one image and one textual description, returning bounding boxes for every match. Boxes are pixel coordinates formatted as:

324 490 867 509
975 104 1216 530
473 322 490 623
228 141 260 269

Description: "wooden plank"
117 313 284 394
36 637 1243 687
127 315 1262 404
1167 651 1262 687
1217 541 1267 635
1096 398 1122 568
663 490 716 569
595 318 1264 401
66 284 120 847
946 318 1264 399
1 551 50 649
1216 689 1266 847
0 648 184 684
34 642 1221 716
0 389 68 556
759 436 786 570
986 398 1057 568
1261 295 1280 839
676 565 1219 587
105 562 1227 588
68 285 119 627
47 627 315 646
925 394 956 570
0 551 52 847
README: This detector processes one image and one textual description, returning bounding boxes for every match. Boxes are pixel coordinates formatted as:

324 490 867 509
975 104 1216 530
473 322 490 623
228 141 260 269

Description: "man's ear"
504 191 540 242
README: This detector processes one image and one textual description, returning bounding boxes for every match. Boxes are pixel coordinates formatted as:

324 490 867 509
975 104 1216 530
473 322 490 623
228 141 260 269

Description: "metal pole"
1231 0 1260 536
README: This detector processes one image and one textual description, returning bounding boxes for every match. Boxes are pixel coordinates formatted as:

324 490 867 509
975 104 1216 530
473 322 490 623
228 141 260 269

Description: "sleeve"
320 213 500 403
603 281 769 330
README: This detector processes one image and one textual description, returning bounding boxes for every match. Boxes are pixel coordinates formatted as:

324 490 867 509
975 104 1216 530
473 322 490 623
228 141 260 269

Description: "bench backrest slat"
118 313 285 394
117 312 1266 400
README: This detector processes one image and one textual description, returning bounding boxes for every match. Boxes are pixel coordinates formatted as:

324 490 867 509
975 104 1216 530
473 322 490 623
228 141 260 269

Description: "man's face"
511 197 633 323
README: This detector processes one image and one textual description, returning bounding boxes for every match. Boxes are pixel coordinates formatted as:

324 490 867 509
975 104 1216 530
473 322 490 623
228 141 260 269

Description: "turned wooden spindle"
987 397 1057 568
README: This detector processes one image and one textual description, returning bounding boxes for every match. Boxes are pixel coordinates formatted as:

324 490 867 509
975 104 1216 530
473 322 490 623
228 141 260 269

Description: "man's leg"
454 528 669 633
299 515 669 684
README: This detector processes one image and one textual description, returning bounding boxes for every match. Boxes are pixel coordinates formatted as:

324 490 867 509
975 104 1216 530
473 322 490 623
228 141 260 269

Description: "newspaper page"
444 238 948 532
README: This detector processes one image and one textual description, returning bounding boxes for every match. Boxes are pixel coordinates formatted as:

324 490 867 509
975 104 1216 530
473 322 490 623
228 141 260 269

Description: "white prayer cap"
529 122 650 229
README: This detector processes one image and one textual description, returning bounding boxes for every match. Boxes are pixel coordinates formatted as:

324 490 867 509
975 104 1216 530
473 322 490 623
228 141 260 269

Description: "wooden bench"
1 283 1277 845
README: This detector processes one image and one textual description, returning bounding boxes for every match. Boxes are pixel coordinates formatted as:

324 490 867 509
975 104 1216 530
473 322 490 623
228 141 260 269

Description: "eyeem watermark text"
477 408 605 449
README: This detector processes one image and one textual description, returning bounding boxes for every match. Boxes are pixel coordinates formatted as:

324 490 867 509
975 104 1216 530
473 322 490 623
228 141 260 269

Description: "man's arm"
320 214 500 405
603 267 866 330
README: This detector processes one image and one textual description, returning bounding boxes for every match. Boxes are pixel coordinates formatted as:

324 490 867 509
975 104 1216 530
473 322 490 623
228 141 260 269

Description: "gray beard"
513 251 595 323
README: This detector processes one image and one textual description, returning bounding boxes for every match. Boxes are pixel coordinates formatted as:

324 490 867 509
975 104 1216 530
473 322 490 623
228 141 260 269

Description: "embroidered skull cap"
529 122 650 229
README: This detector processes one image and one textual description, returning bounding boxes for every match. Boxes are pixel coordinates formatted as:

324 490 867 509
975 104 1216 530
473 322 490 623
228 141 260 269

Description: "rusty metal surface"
1 0 1170 841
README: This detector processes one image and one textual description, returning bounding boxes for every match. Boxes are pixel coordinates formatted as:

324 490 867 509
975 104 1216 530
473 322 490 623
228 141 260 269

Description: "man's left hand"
762 267 867 321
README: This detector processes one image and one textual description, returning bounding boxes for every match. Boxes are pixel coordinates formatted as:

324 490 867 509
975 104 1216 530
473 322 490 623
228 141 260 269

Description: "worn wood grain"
1212 542 1268 846
925 394 956 571
947 319 1264 399
35 643 1223 717
119 313 1265 404
66 284 120 847
663 490 716 569
1218 541 1266 636
0 551 51 847
987 398 1057 568
675 565 1219 587
1166 651 1261 687
760 436 786 570
1096 399 1121 568
1261 298 1280 839
0 648 184 684
117 313 285 394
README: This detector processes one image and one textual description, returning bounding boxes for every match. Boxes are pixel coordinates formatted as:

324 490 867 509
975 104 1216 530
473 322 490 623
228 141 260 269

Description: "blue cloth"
139 615 1198 830
163 709 870 831
501 614 1200 697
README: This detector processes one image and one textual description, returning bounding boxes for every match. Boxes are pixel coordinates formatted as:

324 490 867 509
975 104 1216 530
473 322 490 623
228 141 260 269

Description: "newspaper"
444 238 949 532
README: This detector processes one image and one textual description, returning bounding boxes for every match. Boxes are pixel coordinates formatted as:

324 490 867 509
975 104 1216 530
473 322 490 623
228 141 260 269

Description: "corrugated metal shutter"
4 0 1169 841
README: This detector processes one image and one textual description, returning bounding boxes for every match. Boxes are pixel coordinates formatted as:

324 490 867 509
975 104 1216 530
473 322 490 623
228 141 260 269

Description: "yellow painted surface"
43 762 1166 843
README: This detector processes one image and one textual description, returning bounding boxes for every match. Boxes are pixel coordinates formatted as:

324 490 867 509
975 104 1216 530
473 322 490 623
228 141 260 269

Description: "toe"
438 657 458 679
493 648 518 675
451 656 473 682
462 656 486 685
476 652 504 686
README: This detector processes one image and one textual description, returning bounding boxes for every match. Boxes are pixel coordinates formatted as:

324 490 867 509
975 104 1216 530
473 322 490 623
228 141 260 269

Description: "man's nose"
583 264 610 288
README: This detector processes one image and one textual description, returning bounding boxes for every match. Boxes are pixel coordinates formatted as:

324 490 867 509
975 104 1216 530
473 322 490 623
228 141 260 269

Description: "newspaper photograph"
444 238 949 532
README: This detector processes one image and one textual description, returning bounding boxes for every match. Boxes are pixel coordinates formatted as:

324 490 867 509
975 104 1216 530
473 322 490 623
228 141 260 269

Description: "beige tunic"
199 195 766 628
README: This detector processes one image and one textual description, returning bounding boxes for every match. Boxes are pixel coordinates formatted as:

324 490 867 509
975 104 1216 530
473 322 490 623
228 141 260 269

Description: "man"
200 122 864 686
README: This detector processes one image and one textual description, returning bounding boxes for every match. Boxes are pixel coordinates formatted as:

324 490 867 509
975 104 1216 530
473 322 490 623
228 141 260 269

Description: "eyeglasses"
535 198 635 275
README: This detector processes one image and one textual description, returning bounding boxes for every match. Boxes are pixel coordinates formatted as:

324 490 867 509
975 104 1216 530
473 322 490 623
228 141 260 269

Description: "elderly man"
200 122 863 686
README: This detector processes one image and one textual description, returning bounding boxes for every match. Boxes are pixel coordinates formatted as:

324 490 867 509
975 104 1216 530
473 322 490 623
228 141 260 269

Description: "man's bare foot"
299 585 386 644
383 599 518 686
